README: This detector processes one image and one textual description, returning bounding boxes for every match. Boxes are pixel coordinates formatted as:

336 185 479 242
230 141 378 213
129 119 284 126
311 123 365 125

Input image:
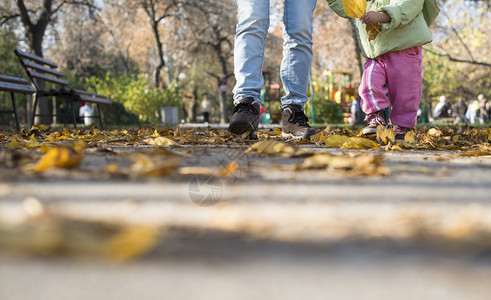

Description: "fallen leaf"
33 147 85 172
458 150 491 157
324 135 349 147
129 154 180 177
102 226 161 262
405 131 417 144
428 128 443 137
341 137 379 150
377 125 395 144
143 136 179 146
246 140 308 157
219 160 239 177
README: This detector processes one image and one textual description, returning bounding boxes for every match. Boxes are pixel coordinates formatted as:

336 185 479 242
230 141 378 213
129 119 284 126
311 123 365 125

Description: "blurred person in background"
432 95 450 119
201 93 212 125
453 97 469 125
478 94 489 124
79 102 94 126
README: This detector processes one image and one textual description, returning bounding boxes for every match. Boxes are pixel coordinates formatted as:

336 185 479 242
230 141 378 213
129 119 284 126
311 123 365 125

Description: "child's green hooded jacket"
327 0 436 58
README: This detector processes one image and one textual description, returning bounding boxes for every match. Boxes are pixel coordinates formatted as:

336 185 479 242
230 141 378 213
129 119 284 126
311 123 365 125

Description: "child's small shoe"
393 125 410 140
362 110 387 135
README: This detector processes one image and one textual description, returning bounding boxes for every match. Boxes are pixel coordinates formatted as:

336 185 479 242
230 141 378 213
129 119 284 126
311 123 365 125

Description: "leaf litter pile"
1 125 491 261
1 125 490 180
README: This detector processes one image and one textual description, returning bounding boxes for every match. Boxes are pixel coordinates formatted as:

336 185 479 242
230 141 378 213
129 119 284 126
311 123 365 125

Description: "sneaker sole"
228 120 258 140
280 132 309 140
228 120 254 135
362 127 378 135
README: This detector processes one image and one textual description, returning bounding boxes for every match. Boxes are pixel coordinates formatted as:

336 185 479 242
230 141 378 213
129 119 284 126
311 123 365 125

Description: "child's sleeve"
325 0 349 18
380 0 425 30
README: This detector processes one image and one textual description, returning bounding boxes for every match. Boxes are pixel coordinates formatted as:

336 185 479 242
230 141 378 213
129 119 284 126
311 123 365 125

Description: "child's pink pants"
358 45 423 128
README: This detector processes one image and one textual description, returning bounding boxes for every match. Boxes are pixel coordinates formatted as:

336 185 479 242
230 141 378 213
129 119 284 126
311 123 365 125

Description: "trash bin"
162 106 178 126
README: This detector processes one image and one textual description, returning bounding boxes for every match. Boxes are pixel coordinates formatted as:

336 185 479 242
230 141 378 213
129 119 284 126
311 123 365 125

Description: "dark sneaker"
393 125 410 140
281 104 316 140
362 110 387 135
228 97 260 140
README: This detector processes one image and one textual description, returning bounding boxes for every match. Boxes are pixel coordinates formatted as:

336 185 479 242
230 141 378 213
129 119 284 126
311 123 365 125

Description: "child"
327 0 439 139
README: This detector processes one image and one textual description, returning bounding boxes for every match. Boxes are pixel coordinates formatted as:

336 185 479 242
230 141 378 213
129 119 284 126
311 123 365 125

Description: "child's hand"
360 11 391 25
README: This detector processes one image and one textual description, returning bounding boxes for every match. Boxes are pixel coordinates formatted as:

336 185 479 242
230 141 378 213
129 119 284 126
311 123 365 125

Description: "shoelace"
364 112 386 125
288 111 310 126
234 102 259 115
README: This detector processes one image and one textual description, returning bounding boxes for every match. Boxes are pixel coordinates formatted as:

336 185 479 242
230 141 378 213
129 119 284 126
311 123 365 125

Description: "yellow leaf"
219 160 239 177
299 153 333 169
270 127 283 136
342 0 367 18
427 128 443 137
33 147 85 172
405 131 417 144
31 124 49 132
102 226 161 262
367 23 382 41
376 125 395 144
324 135 349 147
298 153 389 176
458 150 491 157
246 140 307 156
130 154 180 177
143 136 179 146
341 137 379 150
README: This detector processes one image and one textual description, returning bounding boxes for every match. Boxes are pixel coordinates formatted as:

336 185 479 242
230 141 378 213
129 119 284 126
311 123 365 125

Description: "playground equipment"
321 70 357 123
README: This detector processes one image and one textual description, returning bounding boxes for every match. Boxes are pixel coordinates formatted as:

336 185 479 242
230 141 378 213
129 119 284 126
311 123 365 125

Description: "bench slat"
22 60 64 77
0 75 31 85
15 49 59 68
38 88 112 105
0 81 36 94
69 88 108 99
29 70 69 86
77 94 112 105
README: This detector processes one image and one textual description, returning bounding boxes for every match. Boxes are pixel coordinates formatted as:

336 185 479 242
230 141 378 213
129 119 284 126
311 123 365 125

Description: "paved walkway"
1 143 491 300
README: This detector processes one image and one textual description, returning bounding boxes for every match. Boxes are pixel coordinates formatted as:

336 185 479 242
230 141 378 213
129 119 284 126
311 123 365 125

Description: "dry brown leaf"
457 150 491 157
219 160 239 177
427 128 443 137
341 137 379 150
33 147 85 172
405 131 417 144
367 23 382 41
130 154 180 177
102 226 161 262
298 153 389 176
143 136 179 146
246 140 308 157
324 135 349 147
377 125 395 144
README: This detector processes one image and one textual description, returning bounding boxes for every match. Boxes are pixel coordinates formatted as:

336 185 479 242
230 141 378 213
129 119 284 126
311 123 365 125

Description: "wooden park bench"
0 74 36 130
14 49 112 127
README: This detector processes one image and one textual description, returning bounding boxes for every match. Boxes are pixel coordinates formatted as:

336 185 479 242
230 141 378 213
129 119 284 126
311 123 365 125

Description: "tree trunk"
349 19 364 80
218 80 228 124
152 20 166 88
17 0 53 124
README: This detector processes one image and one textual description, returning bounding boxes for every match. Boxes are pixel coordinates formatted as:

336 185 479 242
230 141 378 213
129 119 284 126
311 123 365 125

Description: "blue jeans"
233 0 317 109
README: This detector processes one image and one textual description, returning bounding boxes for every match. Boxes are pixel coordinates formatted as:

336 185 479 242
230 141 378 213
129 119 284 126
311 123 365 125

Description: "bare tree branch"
425 47 491 67
440 8 476 62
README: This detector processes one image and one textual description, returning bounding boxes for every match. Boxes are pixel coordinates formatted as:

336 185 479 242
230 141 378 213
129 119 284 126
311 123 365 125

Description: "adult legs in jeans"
233 0 317 108
231 0 317 140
